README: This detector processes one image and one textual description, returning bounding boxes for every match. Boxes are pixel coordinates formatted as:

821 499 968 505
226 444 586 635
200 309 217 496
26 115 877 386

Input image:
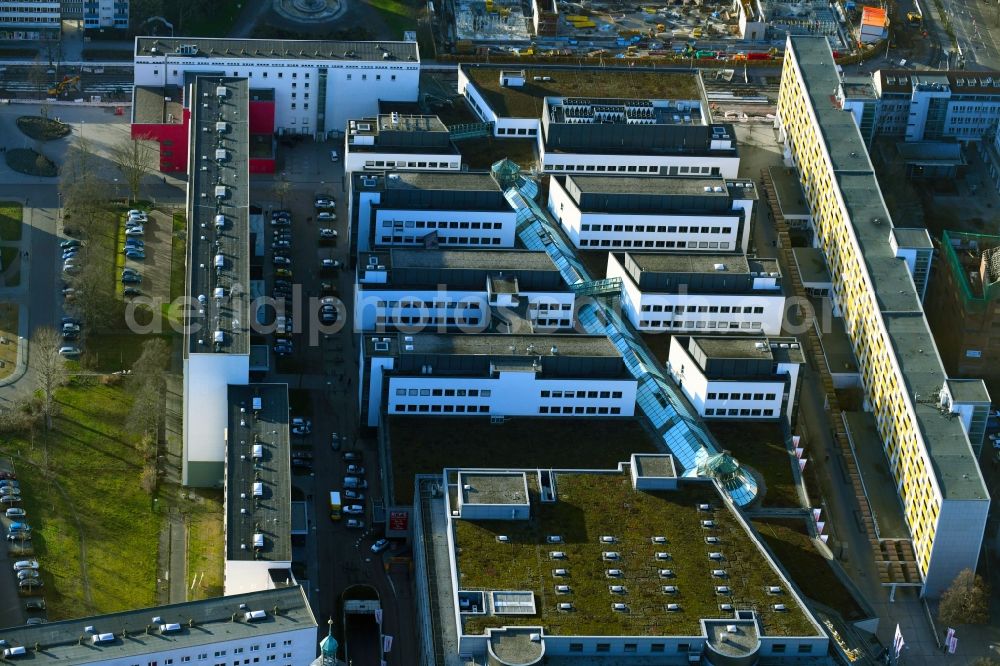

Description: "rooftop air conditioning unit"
709 552 724 560
698 503 711 511
662 585 678 594
609 585 626 594
600 536 616 543
612 603 628 612
658 569 674 577
558 602 573 611
712 569 727 577
550 551 566 559
713 264 726 271
716 586 731 594
651 536 667 544
555 585 571 593
667 603 681 611
655 552 671 560
552 568 568 577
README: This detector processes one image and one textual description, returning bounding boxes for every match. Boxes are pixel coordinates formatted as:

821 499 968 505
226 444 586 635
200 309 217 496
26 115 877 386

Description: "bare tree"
110 135 156 204
28 57 49 99
68 254 119 327
272 174 292 208
31 327 68 431
125 338 171 439
939 568 990 626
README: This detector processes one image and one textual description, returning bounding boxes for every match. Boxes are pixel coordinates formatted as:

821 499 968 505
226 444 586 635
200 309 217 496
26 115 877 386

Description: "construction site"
436 0 859 60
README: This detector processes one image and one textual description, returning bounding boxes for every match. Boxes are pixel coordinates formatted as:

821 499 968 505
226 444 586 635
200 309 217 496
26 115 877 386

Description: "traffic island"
5 149 58 177
15 116 72 142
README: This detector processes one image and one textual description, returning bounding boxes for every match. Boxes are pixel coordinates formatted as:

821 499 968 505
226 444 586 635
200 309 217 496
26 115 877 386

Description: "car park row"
0 466 47 622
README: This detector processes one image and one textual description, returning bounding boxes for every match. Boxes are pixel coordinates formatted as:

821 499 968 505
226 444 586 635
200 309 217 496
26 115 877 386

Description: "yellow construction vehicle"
48 75 80 97
907 11 922 23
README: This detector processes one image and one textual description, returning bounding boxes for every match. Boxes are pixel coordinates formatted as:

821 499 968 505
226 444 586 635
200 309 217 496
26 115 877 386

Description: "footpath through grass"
0 379 161 618
0 202 23 241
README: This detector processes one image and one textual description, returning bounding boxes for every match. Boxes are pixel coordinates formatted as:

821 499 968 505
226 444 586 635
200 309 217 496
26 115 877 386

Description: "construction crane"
48 75 80 97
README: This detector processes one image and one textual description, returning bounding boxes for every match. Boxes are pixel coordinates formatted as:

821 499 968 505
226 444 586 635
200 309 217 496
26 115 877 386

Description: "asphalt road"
253 139 417 663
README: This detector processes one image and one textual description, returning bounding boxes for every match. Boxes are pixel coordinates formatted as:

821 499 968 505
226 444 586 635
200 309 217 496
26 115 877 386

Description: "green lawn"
186 491 225 601
709 421 801 508
0 379 161 618
388 416 659 504
0 246 20 287
752 518 867 621
0 202 23 241
365 0 418 39
181 0 246 37
83 332 172 373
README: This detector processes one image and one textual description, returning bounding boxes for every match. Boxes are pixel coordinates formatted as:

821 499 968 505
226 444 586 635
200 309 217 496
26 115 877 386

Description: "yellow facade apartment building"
776 35 990 596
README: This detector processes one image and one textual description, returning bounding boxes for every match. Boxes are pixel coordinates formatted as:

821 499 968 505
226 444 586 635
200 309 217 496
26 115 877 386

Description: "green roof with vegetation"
463 66 703 118
454 471 818 637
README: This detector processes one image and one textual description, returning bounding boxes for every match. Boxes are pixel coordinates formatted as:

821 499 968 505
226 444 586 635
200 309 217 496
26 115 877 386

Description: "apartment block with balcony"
83 0 127 28
548 174 756 253
667 335 804 423
607 251 786 335
360 333 637 426
352 170 515 255
777 34 990 596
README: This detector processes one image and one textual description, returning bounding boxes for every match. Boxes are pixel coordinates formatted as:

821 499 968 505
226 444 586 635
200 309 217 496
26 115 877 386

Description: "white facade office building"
355 248 575 335
458 65 740 177
133 37 420 137
607 252 786 335
351 171 516 255
360 333 637 427
182 76 251 487
667 335 804 423
413 463 828 664
548 174 756 253
0 587 316 665
344 114 461 175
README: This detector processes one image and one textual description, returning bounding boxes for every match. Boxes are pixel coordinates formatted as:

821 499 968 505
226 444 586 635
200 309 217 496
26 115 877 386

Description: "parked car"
275 268 293 278
319 228 338 240
272 240 291 250
320 259 342 271
0 496 21 505
125 249 146 260
5 508 25 519
291 451 313 460
317 212 336 221
6 532 27 541
344 489 365 501
17 579 41 589
25 618 46 625
62 323 80 334
343 476 368 489
121 274 141 284
315 197 335 209
346 464 365 475
123 287 142 297
125 226 144 236
8 521 29 532
272 256 291 266
61 330 79 341
345 519 365 529
330 433 341 451
58 346 81 358
329 150 339 162
59 239 81 249
61 316 80 326
271 217 291 227
17 570 39 581
1 486 20 497
343 451 363 462
343 505 364 515
24 600 45 612
12 560 37 571
371 538 390 553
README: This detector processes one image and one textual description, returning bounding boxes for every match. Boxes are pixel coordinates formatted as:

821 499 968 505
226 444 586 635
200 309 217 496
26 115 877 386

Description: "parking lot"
0 459 44 629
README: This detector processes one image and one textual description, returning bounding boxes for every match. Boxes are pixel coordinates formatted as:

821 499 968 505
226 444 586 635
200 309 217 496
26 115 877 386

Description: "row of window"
496 127 538 136
580 224 734 234
396 388 491 397
394 404 488 413
132 641 295 665
705 407 776 417
540 390 624 399
548 163 662 173
708 392 777 401
579 238 732 249
375 315 479 326
379 235 503 245
540 405 622 414
641 304 765 314
377 300 483 309
364 160 460 169
565 642 811 654
381 220 506 230
639 320 763 330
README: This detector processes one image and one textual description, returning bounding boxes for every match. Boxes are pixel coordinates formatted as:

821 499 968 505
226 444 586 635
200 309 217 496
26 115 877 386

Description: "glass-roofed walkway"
490 159 758 507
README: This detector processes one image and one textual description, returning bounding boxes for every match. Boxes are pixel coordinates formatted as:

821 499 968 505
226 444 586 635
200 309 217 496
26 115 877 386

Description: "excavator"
48 75 80 97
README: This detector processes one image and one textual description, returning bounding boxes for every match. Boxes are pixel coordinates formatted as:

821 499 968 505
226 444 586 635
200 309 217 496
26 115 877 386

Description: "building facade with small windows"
548 174 756 253
607 252 786 335
355 248 575 334
360 333 637 427
0 587 317 666
83 0 127 28
352 171 516 255
667 335 804 423
0 0 60 39
133 37 420 137
343 114 461 175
